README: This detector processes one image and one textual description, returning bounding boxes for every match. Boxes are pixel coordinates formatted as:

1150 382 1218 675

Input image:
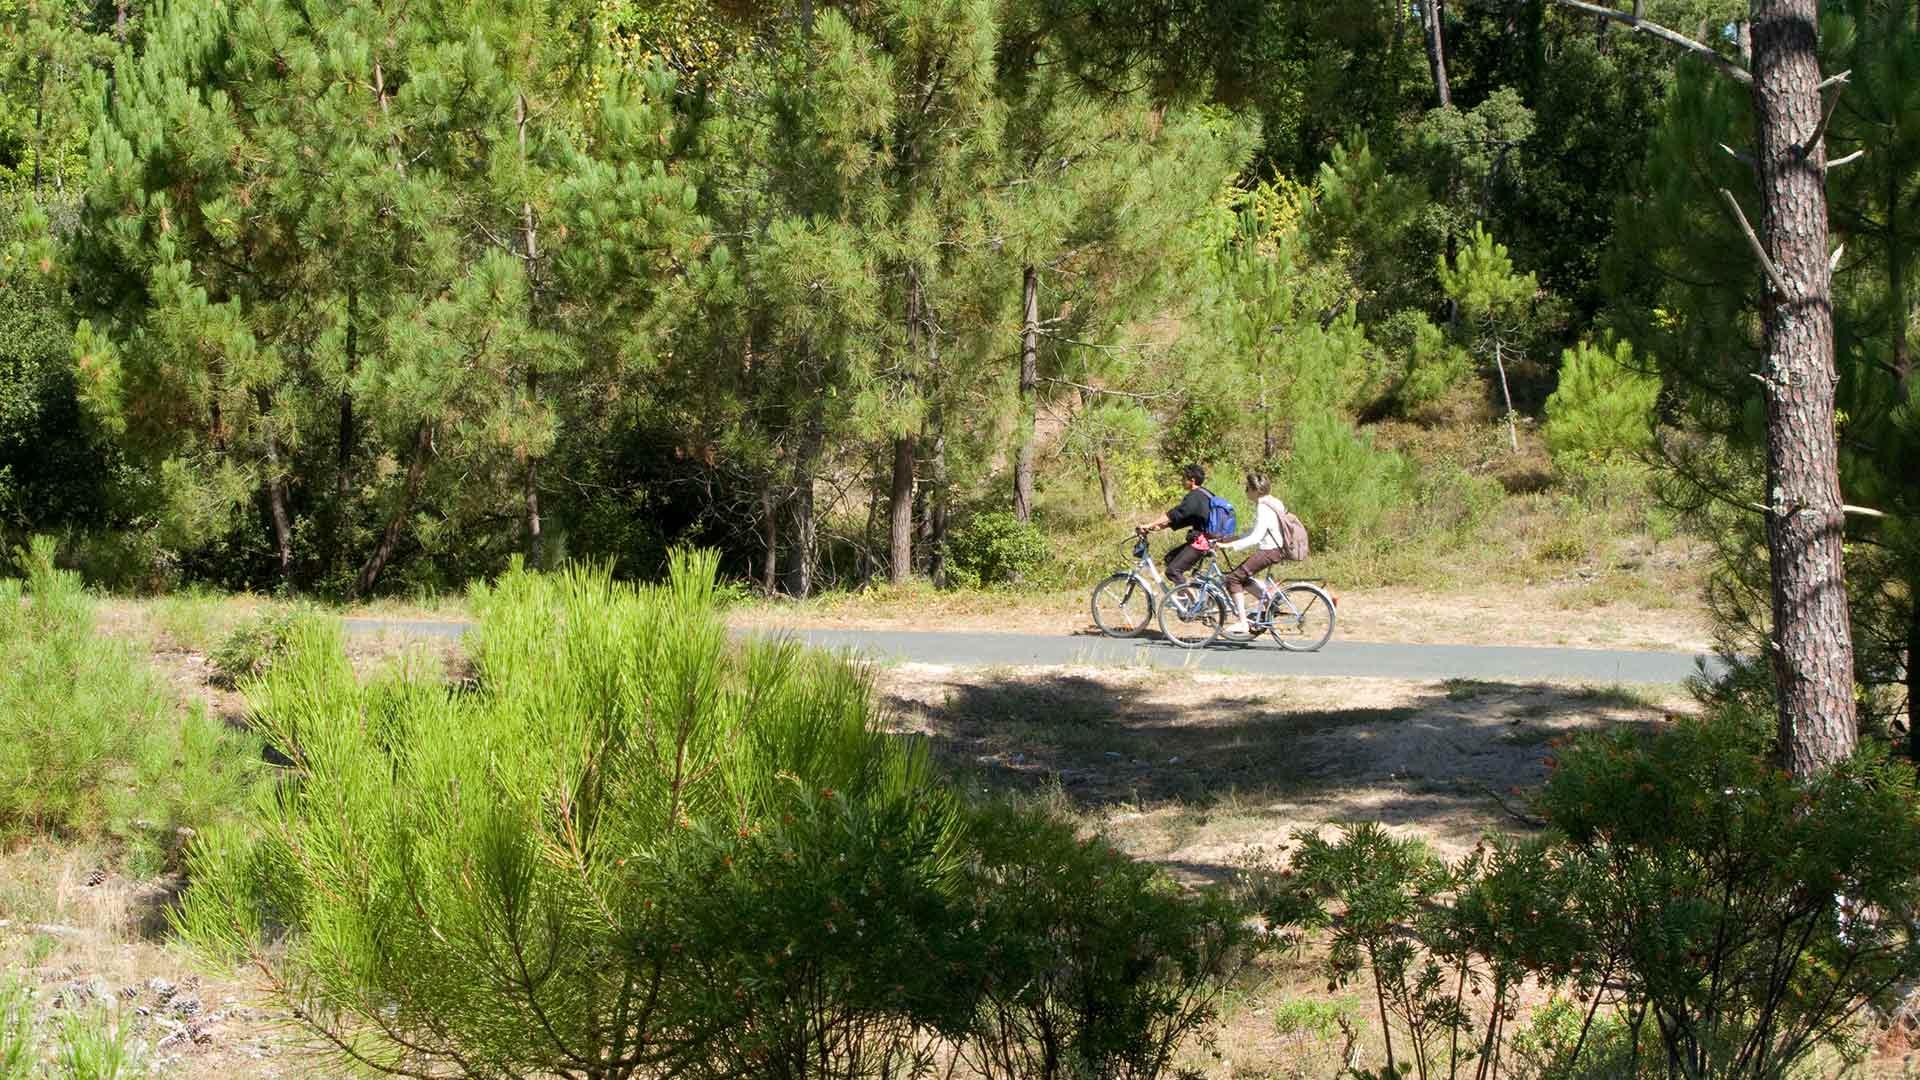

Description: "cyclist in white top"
1219 471 1287 638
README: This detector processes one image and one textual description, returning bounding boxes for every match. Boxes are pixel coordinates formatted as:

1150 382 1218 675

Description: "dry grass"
0 845 297 1079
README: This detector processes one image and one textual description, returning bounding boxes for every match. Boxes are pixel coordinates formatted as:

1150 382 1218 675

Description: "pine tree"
1614 0 1920 755
1438 223 1539 451
68 0 698 593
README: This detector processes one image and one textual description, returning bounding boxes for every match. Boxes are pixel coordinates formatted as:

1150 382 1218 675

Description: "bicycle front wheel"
1160 583 1226 649
1091 573 1155 638
1267 584 1336 652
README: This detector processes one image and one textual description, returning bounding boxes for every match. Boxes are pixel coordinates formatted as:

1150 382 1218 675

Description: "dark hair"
1245 471 1271 498
1181 463 1206 486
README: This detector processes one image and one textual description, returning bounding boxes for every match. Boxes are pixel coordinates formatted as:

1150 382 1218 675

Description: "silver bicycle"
1089 534 1168 637
1158 548 1336 652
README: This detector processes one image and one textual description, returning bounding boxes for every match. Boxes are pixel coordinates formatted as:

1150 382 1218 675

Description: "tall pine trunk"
517 94 545 568
331 291 358 578
926 417 948 587
890 436 914 585
1014 265 1039 523
353 423 432 598
789 412 825 598
263 443 294 585
1752 0 1857 774
1423 0 1452 108
761 486 779 595
332 391 354 571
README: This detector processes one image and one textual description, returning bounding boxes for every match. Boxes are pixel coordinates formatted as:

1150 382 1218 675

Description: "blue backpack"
1201 489 1237 539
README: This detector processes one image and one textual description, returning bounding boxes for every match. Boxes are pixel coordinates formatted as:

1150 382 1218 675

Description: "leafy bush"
946 511 1050 588
1535 708 1920 1077
0 538 260 873
208 605 309 688
179 553 1254 1079
1256 709 1920 1080
1380 310 1474 416
959 804 1258 1080
1256 825 1579 1080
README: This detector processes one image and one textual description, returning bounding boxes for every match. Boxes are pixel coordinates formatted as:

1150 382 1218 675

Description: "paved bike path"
342 619 1720 685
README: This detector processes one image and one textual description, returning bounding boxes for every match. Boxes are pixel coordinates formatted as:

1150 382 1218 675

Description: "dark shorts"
1166 540 1206 584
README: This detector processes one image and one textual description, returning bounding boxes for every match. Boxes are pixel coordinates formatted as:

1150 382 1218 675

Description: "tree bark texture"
761 486 779 595
890 436 914 585
1014 265 1039 523
926 417 948 587
1423 0 1452 109
787 411 824 598
353 422 432 598
1751 0 1858 774
263 443 294 584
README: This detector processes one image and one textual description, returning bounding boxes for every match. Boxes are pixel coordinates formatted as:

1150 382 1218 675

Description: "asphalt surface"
342 619 1721 685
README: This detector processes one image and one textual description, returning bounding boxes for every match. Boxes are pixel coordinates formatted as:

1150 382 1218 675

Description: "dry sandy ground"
872 663 1689 879
734 581 1720 655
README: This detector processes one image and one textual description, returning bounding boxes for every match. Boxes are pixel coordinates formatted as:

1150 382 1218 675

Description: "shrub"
0 538 259 872
1544 339 1659 471
946 511 1049 588
1535 708 1920 1078
1276 414 1412 552
208 605 308 688
1252 707 1920 1080
1255 825 1580 1080
958 804 1259 1080
178 552 964 1078
179 553 1257 1079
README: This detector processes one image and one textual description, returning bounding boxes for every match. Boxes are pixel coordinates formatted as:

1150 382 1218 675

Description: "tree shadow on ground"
879 668 1678 883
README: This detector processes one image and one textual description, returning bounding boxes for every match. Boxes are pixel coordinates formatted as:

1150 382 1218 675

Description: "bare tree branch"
1721 142 1757 170
1801 70 1849 159
1549 0 1751 84
1826 149 1867 171
1719 188 1794 297
1829 244 1846 274
1037 376 1172 402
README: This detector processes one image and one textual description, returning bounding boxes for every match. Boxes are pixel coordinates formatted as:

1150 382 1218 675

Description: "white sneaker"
1224 619 1252 638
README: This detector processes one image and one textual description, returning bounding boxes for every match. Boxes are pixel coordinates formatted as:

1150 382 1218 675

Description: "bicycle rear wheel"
1267 583 1335 652
1090 573 1155 638
1160 583 1226 649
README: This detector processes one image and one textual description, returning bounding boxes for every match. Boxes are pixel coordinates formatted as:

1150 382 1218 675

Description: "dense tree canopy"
1 0 1913 755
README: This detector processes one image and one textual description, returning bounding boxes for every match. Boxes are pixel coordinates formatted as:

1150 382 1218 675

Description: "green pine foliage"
0 537 259 871
1544 339 1659 469
65 0 702 593
177 549 1252 1078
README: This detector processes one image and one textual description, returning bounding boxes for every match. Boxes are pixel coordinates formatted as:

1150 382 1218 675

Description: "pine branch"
1826 149 1867 171
1548 0 1751 84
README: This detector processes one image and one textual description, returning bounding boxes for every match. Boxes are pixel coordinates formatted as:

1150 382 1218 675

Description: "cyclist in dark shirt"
1136 463 1212 584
